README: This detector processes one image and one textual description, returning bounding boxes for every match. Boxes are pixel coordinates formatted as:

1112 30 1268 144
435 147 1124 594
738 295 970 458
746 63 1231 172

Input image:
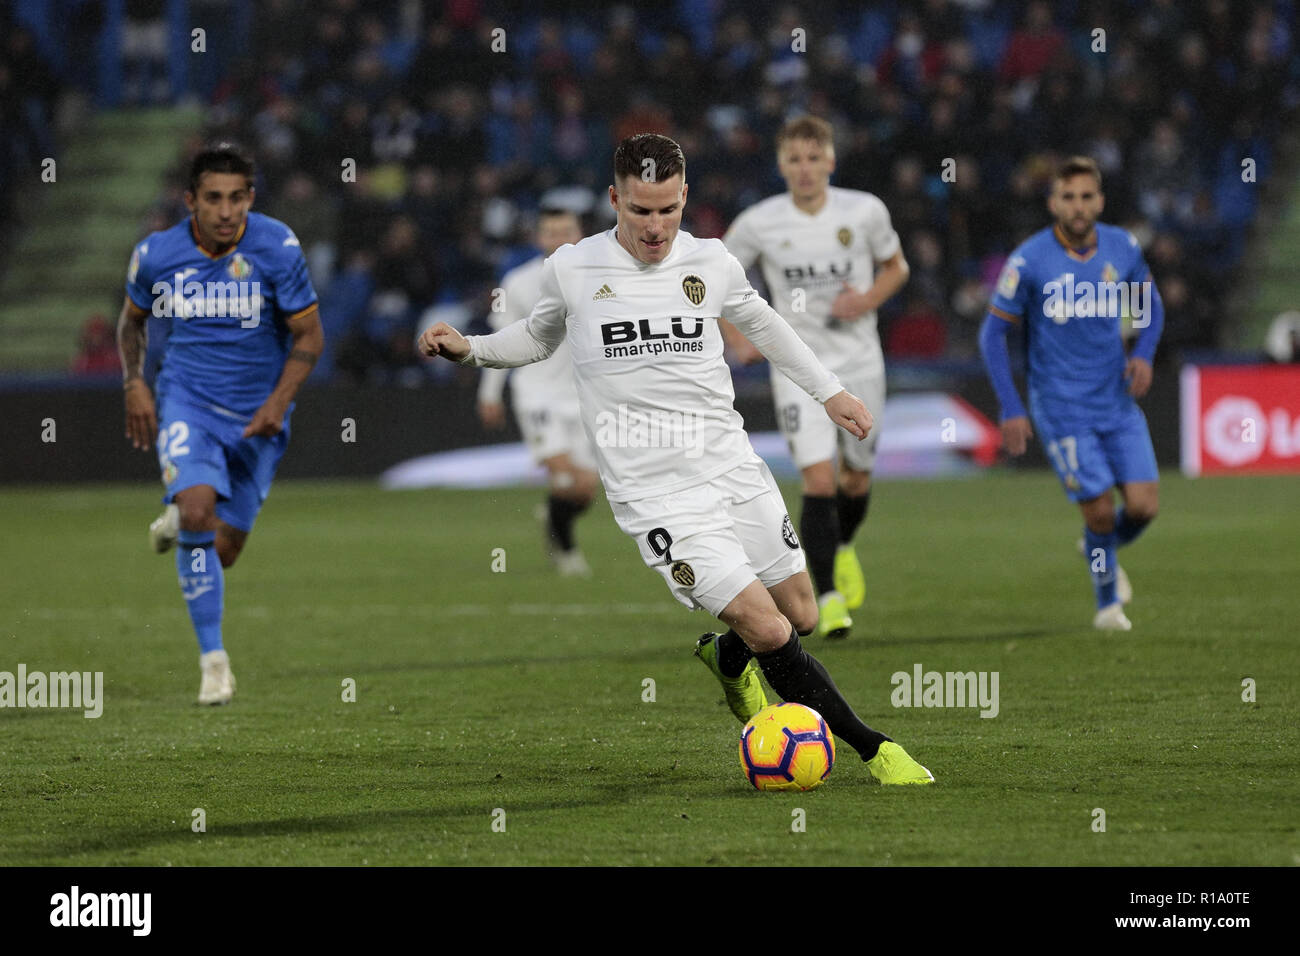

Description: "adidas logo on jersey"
593 284 616 300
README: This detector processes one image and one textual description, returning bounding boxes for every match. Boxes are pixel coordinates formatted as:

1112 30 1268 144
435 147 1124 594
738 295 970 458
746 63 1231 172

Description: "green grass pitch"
1 472 1296 866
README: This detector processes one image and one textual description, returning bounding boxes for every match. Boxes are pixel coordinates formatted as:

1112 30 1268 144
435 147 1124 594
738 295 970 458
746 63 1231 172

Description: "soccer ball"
739 702 835 791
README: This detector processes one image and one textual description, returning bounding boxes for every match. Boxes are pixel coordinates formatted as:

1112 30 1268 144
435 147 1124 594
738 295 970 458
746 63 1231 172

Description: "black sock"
1114 508 1151 547
800 495 838 595
715 629 753 679
836 489 869 544
756 630 891 760
547 495 588 552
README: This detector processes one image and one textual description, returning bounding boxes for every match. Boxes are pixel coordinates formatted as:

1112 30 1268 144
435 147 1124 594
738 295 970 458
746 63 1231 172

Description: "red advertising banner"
1181 364 1300 476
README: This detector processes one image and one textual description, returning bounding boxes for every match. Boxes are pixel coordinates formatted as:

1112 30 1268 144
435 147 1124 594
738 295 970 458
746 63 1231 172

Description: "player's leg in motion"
1116 481 1158 548
833 463 871 609
543 452 597 576
173 484 237 703
1078 492 1131 631
714 577 932 784
799 460 853 638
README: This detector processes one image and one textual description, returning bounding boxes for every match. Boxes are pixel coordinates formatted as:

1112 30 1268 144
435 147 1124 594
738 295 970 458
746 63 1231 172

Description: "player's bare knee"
790 604 819 637
779 590 819 636
802 476 836 497
739 616 793 654
839 469 871 497
177 500 216 531
549 468 589 504
1128 493 1159 523
1080 495 1116 534
1085 510 1115 534
1131 502 1158 524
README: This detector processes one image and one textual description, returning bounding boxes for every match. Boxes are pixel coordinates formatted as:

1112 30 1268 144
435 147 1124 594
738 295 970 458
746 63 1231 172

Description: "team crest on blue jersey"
162 460 178 485
837 227 852 247
228 253 252 281
997 260 1021 298
681 274 706 307
128 247 141 284
1101 263 1119 284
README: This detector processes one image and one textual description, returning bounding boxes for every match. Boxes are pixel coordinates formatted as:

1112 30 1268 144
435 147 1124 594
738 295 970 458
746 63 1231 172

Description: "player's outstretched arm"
418 322 472 362
117 297 156 450
823 390 873 441
244 305 324 438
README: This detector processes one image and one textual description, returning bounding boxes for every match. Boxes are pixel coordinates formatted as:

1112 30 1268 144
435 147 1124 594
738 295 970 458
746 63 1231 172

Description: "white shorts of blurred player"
771 368 886 472
513 400 597 471
611 455 806 616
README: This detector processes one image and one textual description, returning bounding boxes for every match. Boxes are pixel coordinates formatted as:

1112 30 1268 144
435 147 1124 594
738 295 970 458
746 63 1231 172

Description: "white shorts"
513 401 596 470
610 455 806 616
771 367 886 471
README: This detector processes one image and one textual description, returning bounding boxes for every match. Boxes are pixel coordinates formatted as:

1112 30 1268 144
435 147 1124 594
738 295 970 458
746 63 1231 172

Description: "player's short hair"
613 133 686 186
1055 156 1102 191
188 142 255 194
777 115 835 152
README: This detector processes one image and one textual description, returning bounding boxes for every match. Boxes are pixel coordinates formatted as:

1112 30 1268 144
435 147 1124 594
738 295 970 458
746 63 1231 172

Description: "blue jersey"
125 212 318 415
989 223 1153 422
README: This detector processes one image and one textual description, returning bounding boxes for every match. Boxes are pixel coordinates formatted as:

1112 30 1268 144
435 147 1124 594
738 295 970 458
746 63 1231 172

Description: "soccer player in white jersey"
477 210 598 576
722 116 910 640
420 134 932 785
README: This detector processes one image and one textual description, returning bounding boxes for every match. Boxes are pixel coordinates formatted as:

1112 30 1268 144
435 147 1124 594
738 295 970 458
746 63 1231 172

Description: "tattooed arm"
243 305 324 438
117 297 157 450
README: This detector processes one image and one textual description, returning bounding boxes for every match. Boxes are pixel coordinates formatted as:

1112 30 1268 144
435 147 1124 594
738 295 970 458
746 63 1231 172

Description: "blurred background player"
979 156 1164 631
476 209 597 576
721 116 909 640
118 143 322 703
420 133 932 785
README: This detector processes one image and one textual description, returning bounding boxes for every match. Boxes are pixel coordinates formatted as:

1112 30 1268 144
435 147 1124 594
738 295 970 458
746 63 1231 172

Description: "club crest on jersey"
781 514 800 550
128 247 141 284
681 274 706 307
670 561 696 587
1101 263 1119 284
162 461 178 485
837 227 853 248
228 253 252 280
997 265 1019 299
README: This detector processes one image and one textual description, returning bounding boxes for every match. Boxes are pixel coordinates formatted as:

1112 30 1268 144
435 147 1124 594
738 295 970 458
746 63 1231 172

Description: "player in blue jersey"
979 156 1164 631
116 143 323 703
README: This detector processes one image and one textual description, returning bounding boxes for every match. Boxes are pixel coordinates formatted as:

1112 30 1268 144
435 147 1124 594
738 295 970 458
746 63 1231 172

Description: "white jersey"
462 229 843 503
724 186 900 378
476 254 580 412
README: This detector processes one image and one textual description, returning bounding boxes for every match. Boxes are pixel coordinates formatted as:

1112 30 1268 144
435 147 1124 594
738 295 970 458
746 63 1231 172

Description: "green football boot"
867 742 935 785
833 544 866 610
816 591 852 640
694 633 768 724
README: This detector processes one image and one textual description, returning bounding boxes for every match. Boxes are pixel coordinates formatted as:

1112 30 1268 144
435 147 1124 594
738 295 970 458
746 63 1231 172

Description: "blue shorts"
1031 402 1158 502
156 390 289 532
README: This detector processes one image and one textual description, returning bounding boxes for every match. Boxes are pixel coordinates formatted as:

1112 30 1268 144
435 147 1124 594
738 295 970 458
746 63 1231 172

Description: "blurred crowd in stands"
0 11 62 274
25 1 1300 379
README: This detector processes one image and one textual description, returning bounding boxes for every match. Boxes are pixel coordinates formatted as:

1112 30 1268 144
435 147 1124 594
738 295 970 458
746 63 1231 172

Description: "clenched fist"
418 323 471 362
